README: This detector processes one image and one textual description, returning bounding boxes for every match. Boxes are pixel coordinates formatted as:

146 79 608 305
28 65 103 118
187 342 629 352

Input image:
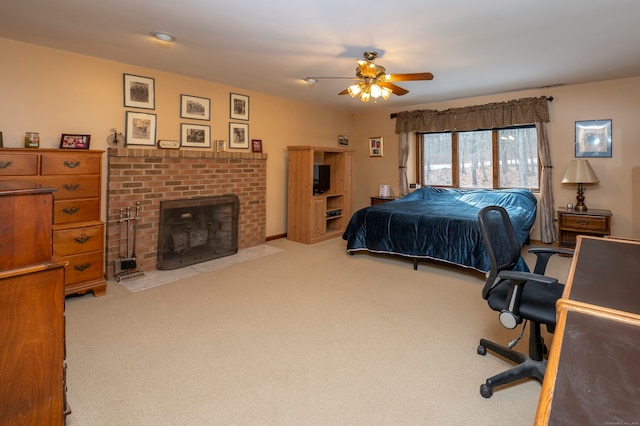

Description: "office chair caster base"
477 344 487 356
480 383 493 398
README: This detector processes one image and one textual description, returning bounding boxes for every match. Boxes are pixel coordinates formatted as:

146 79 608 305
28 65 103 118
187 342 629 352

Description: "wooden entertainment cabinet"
287 146 353 244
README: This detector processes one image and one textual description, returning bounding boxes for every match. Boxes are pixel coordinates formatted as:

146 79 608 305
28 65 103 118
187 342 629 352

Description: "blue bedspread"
342 186 537 272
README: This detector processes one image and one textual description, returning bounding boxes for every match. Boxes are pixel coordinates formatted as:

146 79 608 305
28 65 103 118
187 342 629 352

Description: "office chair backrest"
478 206 524 300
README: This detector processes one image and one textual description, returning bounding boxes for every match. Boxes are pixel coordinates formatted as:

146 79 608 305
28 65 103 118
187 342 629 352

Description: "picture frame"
216 140 227 153
180 94 210 121
230 93 249 121
251 139 263 153
369 136 383 157
125 111 156 146
229 122 249 149
181 123 211 148
123 74 155 110
338 135 349 146
575 119 612 158
60 134 91 149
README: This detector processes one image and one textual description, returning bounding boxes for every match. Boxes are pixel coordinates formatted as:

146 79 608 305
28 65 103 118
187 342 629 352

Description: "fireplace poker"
120 207 137 270
129 201 140 269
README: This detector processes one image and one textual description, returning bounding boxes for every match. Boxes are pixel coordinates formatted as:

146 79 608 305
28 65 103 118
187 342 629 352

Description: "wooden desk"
561 236 640 321
536 236 640 424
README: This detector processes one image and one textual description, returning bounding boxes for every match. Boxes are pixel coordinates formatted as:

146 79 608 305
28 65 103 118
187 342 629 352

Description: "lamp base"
575 183 587 211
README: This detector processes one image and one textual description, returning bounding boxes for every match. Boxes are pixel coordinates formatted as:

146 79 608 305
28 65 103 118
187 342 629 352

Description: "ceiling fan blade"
384 72 434 82
338 88 350 95
377 81 409 96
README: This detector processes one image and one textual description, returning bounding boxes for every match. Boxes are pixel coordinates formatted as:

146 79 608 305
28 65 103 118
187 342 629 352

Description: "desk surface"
544 309 640 425
563 236 640 316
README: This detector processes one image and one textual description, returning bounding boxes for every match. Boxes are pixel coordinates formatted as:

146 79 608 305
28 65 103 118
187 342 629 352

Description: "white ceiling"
2 0 640 112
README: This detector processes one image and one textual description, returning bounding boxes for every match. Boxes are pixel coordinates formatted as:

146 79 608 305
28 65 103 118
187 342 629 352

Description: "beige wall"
0 38 353 238
2 37 638 240
351 77 640 240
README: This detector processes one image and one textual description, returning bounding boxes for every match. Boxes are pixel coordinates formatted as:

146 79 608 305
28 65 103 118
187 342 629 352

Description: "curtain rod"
389 96 554 119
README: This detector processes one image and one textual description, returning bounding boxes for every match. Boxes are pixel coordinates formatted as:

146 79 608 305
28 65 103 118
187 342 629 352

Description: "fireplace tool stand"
115 202 144 282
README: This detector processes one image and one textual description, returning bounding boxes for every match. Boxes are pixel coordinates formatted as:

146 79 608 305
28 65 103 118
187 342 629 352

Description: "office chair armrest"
495 270 559 329
498 270 559 286
528 247 574 275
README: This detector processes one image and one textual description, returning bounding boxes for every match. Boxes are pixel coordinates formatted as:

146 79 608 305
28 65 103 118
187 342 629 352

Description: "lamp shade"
561 159 599 184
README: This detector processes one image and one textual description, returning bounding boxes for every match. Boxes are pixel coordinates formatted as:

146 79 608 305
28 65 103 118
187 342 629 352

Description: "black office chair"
476 205 573 398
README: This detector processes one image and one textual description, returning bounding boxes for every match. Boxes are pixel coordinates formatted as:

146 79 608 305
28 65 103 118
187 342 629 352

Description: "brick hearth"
106 148 267 279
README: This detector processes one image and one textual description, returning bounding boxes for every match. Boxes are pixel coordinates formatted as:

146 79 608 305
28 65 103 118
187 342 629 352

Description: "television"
313 164 330 194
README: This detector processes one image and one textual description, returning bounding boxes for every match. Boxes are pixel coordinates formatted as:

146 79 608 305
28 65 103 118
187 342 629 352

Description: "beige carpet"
64 237 571 425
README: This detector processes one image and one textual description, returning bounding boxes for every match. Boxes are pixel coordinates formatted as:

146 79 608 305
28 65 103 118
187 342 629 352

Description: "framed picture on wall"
181 123 211 148
180 94 210 120
229 122 249 149
125 111 156 146
575 119 612 158
369 136 383 157
123 74 155 110
230 93 249 120
251 139 263 153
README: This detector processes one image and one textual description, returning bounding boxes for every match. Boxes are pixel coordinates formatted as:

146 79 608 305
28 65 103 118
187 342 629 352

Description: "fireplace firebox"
157 195 239 270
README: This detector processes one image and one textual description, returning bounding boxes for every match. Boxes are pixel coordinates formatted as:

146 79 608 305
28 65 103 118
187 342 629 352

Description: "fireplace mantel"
105 148 267 279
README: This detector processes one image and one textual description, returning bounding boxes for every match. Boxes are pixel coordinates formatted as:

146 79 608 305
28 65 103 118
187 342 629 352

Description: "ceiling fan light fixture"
303 77 317 87
348 83 363 97
370 83 383 98
380 86 393 100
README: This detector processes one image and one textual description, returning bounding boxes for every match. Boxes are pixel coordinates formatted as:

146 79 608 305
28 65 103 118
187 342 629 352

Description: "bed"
342 186 537 272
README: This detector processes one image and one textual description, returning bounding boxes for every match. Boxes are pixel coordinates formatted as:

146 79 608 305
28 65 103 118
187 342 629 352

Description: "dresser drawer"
53 223 104 256
41 154 101 175
63 250 103 285
41 175 100 200
0 153 38 176
54 199 100 224
560 214 609 232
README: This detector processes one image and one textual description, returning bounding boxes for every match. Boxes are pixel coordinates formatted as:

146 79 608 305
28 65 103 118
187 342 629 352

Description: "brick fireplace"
105 148 267 280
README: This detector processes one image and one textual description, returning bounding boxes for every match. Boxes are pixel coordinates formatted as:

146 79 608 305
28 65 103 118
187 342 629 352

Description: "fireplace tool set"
115 202 144 281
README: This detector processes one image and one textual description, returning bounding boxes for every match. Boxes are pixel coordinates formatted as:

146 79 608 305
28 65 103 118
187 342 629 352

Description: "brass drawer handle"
0 161 13 169
63 183 80 191
62 207 80 215
73 263 90 272
74 234 91 244
576 219 590 226
63 161 81 169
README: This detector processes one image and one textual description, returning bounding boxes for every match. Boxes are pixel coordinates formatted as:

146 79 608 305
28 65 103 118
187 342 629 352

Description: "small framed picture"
60 134 91 149
230 93 249 120
125 111 156 146
575 119 612 158
216 140 227 152
123 74 155 110
369 136 383 157
229 122 249 149
251 139 263 153
181 123 211 148
338 135 349 146
180 94 210 121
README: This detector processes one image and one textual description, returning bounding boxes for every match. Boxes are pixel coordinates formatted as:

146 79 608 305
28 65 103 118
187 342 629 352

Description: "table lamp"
561 159 599 212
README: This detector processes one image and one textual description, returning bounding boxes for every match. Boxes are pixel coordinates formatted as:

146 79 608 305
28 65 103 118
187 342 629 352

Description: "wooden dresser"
0 148 106 296
0 181 68 424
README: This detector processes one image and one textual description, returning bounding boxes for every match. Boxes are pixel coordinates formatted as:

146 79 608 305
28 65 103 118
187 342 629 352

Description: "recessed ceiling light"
152 32 176 42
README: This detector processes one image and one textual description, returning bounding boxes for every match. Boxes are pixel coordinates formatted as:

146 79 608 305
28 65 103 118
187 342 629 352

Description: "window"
419 125 539 190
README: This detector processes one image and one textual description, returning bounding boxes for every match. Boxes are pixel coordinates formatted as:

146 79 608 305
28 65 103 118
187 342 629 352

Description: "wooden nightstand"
370 196 398 206
557 207 612 248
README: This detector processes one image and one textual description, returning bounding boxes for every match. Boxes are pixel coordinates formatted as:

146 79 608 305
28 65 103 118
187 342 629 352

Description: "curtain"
536 122 557 243
398 132 410 195
394 96 551 133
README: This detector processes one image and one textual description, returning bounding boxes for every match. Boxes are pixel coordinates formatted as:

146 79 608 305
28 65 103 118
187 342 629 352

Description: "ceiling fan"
305 51 433 102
